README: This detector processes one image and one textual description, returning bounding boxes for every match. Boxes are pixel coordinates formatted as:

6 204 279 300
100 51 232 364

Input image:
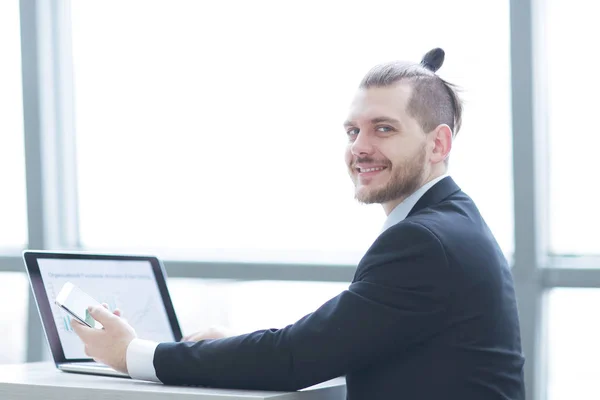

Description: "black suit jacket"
154 177 525 399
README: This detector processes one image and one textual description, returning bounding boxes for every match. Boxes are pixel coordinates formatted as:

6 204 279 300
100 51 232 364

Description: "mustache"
351 157 391 168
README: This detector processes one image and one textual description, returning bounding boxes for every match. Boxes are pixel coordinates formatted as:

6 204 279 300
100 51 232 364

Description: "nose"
350 132 375 157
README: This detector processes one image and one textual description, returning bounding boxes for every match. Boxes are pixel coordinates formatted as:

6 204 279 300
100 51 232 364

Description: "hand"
71 303 136 374
181 325 236 342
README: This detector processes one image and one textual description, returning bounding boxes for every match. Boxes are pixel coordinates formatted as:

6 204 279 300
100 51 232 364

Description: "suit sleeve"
154 221 451 390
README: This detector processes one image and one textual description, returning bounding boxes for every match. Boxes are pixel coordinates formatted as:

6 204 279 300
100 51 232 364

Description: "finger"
113 308 122 317
87 305 117 326
71 317 102 343
70 317 88 332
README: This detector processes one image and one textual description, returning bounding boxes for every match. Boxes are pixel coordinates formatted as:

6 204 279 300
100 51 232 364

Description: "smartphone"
55 282 103 329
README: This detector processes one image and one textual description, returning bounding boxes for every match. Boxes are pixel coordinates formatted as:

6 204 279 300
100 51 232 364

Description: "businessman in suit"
73 48 525 399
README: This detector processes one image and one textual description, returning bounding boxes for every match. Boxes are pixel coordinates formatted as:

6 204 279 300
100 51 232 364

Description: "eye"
376 125 394 133
346 127 359 136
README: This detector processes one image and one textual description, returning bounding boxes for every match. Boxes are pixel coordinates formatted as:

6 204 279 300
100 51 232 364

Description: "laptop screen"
37 258 176 360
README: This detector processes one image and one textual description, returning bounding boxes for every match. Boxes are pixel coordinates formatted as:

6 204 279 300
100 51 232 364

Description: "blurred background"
0 0 597 399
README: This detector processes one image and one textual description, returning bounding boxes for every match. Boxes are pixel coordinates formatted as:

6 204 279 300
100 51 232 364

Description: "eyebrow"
343 117 402 128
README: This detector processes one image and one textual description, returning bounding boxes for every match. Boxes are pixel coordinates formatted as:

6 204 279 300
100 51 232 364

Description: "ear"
429 124 452 164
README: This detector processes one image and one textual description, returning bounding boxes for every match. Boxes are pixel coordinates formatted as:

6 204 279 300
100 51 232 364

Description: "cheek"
387 141 425 166
344 146 353 166
379 149 400 165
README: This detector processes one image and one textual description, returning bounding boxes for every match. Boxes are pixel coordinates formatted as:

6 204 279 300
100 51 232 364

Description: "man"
73 48 525 399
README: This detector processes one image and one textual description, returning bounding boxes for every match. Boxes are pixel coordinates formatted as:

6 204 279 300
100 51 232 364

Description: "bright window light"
71 0 513 264
0 0 27 249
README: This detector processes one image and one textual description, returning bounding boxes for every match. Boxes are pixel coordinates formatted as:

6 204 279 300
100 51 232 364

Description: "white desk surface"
0 362 346 400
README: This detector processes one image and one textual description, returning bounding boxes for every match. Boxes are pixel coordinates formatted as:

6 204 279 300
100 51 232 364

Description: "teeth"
360 167 385 172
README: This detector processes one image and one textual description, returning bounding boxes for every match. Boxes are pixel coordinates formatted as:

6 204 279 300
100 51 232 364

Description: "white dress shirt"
126 174 450 382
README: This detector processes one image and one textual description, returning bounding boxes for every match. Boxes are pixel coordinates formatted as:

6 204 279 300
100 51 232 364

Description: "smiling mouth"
356 166 388 173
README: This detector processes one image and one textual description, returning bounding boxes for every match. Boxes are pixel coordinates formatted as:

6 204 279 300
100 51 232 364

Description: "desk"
0 362 346 400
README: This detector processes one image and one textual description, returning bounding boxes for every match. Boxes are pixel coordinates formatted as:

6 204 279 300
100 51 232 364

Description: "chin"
354 187 377 204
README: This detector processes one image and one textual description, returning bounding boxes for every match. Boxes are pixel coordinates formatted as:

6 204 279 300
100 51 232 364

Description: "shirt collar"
380 174 449 233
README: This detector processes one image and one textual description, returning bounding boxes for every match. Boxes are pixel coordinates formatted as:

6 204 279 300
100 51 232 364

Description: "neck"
381 169 446 216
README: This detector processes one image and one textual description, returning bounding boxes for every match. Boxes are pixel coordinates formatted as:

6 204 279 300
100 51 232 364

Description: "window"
0 0 27 249
0 272 29 363
71 0 513 264
547 289 600 400
167 278 348 336
546 0 600 255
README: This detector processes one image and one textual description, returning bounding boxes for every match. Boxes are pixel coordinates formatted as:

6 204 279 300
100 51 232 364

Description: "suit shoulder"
373 192 490 265
356 219 451 285
403 192 509 278
365 220 449 268
405 192 481 238
378 219 444 248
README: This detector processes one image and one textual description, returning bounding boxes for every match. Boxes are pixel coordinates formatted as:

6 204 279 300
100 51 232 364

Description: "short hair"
359 48 463 137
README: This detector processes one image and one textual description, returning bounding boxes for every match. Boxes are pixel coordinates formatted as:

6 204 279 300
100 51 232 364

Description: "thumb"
88 305 115 325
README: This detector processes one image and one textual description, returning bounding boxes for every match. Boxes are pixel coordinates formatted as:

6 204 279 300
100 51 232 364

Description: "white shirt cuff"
126 338 161 382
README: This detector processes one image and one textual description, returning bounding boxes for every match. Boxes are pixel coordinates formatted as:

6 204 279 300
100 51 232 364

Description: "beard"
351 144 427 204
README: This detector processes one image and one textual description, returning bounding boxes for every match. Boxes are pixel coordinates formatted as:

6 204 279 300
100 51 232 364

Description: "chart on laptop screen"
37 258 175 359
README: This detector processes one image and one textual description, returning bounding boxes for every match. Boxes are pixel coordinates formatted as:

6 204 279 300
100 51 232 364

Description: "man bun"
420 48 445 72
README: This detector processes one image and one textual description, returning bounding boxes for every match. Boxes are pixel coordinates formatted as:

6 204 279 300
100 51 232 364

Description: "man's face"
344 83 431 206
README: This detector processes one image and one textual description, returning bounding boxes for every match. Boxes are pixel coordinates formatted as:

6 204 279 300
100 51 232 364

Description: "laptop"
22 250 183 378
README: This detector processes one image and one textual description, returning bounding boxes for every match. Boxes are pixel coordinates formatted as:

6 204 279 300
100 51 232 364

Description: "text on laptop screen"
38 258 175 359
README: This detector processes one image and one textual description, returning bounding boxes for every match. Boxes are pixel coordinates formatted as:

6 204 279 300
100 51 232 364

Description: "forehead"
346 83 413 123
